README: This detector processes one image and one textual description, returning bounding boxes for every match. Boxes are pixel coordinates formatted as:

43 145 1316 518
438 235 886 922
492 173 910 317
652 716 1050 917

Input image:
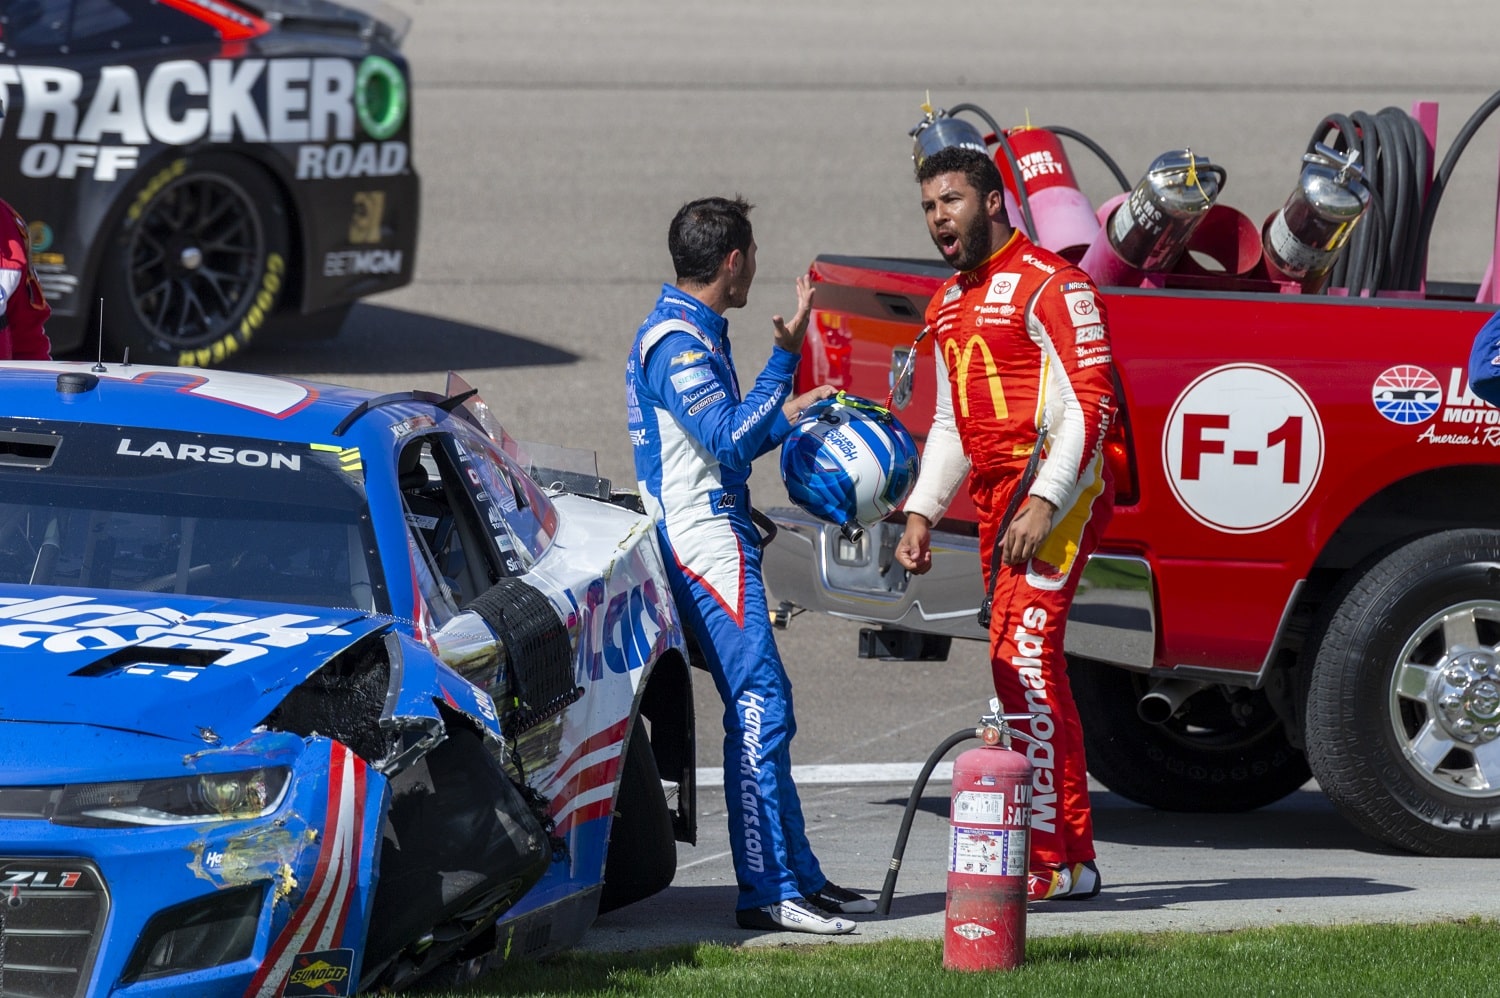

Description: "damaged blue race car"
0 362 697 996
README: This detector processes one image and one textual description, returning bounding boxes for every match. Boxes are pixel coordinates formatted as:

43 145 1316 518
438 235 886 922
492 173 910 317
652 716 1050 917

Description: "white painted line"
695 762 952 787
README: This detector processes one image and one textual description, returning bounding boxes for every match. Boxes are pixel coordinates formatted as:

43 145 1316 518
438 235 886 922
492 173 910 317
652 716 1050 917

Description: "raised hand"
772 274 815 354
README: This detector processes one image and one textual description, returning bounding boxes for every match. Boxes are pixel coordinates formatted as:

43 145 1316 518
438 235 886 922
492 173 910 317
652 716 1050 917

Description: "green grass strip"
428 918 1499 997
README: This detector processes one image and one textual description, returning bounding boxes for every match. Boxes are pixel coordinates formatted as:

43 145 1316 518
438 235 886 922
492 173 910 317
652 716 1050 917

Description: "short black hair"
669 196 754 284
916 145 1005 202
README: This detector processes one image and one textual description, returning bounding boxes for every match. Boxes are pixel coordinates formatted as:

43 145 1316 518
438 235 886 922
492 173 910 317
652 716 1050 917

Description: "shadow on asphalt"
586 876 1412 951
876 872 1412 920
234 303 578 376
582 782 1432 955
584 884 761 950
883 787 1393 854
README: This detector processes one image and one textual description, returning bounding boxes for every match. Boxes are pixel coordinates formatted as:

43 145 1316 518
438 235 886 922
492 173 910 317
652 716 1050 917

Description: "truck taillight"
1105 436 1136 505
798 311 853 394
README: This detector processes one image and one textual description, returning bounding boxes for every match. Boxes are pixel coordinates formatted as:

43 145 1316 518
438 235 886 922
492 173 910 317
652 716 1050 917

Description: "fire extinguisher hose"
1041 124 1132 192
948 101 1040 244
875 726 981 915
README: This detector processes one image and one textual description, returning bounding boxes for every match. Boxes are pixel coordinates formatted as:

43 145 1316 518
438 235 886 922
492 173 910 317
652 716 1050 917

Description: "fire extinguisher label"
1268 210 1338 274
949 826 1027 877
953 790 1006 822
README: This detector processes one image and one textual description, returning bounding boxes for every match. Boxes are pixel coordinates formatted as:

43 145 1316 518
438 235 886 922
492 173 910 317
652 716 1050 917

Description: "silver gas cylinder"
1108 149 1226 272
1262 143 1372 291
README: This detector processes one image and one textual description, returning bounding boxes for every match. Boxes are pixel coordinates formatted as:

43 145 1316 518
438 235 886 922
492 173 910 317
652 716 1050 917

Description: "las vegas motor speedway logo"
1376 365 1500 444
1372 365 1442 424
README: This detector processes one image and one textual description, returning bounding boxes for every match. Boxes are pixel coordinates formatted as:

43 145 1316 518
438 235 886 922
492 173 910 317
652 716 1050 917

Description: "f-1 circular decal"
1164 364 1324 534
1372 365 1442 424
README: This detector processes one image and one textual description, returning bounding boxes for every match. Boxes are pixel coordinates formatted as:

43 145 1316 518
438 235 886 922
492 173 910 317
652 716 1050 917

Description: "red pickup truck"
763 173 1500 856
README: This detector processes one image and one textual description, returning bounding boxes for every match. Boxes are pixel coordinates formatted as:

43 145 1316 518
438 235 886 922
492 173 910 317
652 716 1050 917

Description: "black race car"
0 0 420 367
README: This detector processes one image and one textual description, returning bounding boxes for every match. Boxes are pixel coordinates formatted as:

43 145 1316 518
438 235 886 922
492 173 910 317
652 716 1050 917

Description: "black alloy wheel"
100 154 289 367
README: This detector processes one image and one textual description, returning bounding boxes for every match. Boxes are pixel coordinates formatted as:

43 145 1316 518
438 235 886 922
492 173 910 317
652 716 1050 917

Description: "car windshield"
0 420 384 611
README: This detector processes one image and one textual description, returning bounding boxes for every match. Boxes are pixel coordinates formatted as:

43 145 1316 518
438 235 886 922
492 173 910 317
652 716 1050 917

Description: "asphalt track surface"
242 0 1500 946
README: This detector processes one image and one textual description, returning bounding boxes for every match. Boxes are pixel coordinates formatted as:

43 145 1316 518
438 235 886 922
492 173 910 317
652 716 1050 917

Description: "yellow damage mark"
186 822 318 898
273 863 298 903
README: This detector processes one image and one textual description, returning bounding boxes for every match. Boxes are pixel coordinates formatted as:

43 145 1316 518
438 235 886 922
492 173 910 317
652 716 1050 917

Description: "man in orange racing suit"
0 198 52 360
894 145 1115 902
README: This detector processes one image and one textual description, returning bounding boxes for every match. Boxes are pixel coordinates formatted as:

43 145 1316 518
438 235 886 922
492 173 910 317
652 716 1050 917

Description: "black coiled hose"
1314 89 1500 295
1412 89 1500 289
1311 107 1429 293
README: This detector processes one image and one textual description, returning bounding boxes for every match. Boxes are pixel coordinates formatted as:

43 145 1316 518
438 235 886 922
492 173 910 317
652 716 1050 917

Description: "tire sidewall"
100 152 290 367
1307 533 1500 853
599 716 675 913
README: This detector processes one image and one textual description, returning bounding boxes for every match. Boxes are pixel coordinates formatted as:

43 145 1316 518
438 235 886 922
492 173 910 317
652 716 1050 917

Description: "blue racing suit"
626 284 828 911
1468 309 1500 406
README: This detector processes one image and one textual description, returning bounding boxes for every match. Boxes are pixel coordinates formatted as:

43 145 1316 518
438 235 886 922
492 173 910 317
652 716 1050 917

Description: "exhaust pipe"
1137 678 1208 725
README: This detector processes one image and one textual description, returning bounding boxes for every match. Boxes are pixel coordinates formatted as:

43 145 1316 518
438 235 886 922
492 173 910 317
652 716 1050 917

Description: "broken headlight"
51 768 290 827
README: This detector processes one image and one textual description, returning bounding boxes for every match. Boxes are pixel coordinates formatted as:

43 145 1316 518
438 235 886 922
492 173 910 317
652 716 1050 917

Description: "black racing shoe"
735 897 856 934
806 881 878 915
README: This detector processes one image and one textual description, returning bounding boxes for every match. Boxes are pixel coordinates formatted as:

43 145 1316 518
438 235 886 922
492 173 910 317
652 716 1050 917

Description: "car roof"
0 361 443 451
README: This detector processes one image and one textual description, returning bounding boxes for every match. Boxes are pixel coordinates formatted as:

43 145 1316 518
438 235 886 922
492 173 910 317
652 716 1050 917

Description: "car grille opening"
0 859 106 998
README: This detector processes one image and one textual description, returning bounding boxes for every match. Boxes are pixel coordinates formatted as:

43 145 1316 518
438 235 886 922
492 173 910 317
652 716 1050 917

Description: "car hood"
0 587 387 744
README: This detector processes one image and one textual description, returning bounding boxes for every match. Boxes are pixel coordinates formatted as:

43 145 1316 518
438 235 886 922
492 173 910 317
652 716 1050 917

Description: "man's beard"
937 209 994 272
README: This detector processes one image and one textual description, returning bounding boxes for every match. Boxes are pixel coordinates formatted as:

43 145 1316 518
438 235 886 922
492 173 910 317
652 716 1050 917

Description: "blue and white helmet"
780 392 920 540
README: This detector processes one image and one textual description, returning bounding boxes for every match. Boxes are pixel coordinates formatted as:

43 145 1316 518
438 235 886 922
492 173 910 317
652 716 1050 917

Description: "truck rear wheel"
1071 655 1310 812
1305 529 1500 856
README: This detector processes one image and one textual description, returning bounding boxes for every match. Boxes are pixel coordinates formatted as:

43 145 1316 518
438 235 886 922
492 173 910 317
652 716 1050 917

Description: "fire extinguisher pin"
977 704 1041 748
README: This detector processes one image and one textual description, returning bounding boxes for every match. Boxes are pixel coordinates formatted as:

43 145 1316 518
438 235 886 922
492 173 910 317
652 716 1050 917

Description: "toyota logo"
991 278 1012 295
1073 299 1095 315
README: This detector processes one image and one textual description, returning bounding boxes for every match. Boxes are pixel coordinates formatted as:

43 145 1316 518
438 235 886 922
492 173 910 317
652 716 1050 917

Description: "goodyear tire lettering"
127 159 188 224
184 251 285 367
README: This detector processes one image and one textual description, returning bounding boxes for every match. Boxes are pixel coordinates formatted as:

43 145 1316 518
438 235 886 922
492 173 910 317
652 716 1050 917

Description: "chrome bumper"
761 506 1156 671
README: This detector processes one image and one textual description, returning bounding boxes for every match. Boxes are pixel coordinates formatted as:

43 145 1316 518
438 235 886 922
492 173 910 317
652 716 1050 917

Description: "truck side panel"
800 255 1500 678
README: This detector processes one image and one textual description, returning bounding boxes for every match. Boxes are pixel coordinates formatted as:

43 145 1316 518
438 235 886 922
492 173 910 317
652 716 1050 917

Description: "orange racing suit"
910 230 1115 869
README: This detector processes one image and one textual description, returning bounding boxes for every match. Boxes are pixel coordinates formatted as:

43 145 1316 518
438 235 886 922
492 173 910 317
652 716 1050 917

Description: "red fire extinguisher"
944 700 1034 972
1000 126 1101 262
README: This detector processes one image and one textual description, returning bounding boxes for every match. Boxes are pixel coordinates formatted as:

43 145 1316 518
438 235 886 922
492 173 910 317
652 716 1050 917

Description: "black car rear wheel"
99 154 290 367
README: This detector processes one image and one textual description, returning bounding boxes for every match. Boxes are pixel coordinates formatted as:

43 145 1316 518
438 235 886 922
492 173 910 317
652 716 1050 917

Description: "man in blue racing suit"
626 195 870 934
